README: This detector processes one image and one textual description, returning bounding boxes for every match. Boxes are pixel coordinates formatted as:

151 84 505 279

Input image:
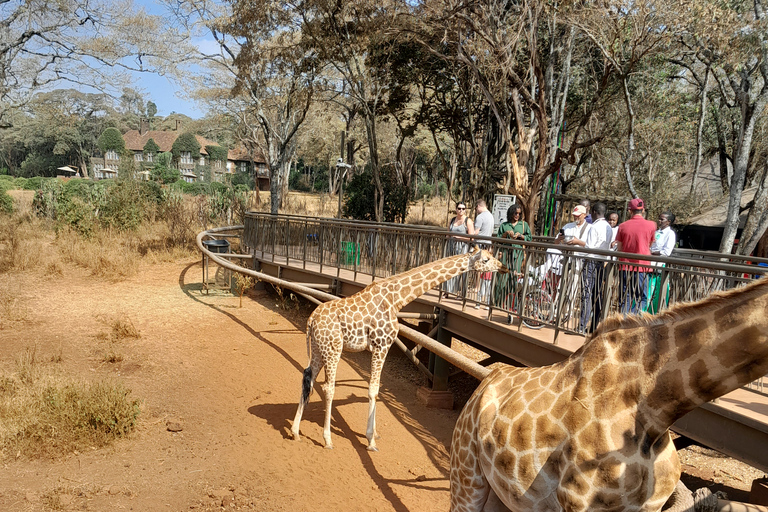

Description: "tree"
167 0 319 215
98 128 126 154
0 0 191 127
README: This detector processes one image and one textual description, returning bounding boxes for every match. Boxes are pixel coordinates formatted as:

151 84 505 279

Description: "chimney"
139 118 150 135
175 119 182 131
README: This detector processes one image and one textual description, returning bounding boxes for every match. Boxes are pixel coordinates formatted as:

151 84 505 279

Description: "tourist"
646 211 676 313
580 202 612 333
607 211 619 248
444 202 474 295
559 205 593 322
494 204 532 318
612 198 657 315
473 200 495 309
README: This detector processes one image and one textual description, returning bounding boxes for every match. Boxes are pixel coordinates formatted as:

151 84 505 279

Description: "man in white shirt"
557 204 592 324
473 200 495 308
580 202 612 333
647 211 676 314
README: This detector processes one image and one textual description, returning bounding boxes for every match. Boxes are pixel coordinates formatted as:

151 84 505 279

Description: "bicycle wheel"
522 289 553 329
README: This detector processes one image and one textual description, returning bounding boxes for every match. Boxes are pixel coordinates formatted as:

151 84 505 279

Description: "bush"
98 127 125 153
0 350 141 460
173 180 209 196
99 181 153 231
58 196 97 237
0 191 12 214
416 182 435 199
23 176 48 190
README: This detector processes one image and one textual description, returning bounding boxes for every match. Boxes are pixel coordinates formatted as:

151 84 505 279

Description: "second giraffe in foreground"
291 247 507 451
450 275 768 512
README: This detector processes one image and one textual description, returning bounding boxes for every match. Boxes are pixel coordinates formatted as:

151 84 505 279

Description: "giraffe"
450 275 768 512
291 247 508 451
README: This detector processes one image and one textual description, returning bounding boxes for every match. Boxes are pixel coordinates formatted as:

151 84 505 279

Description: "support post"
417 308 454 409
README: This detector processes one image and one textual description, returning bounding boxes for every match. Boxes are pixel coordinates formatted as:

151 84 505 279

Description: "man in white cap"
551 204 593 322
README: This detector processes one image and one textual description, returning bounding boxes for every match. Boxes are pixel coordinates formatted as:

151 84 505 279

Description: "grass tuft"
0 350 141 460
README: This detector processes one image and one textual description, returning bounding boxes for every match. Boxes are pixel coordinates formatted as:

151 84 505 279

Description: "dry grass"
0 346 141 460
0 275 30 329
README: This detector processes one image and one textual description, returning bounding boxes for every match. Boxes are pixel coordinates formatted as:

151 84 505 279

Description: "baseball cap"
572 205 587 216
628 198 645 210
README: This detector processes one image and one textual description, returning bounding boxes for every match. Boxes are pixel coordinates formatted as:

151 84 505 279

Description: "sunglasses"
457 207 466 210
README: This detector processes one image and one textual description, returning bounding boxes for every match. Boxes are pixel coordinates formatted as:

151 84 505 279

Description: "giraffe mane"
586 275 768 342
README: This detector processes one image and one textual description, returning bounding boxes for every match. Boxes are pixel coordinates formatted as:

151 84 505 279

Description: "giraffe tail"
300 366 313 404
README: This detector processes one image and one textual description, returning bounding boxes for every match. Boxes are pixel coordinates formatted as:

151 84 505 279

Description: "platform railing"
243 212 768 394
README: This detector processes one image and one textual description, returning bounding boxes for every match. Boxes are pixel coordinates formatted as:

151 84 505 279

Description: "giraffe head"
468 247 508 273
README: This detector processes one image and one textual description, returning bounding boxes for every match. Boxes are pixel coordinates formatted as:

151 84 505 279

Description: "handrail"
196 226 490 380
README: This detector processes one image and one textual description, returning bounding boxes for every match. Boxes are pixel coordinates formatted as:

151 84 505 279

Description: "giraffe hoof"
367 445 379 452
324 444 334 450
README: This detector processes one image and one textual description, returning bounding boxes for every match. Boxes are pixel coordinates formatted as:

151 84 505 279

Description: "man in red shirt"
612 198 657 314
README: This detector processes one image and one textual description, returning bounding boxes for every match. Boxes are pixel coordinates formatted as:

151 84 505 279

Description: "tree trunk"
736 161 768 256
621 74 639 199
690 67 710 195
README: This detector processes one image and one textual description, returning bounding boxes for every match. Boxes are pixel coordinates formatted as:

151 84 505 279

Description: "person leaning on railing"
493 204 532 313
444 202 474 296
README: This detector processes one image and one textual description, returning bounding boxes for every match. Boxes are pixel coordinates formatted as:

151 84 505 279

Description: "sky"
130 0 206 119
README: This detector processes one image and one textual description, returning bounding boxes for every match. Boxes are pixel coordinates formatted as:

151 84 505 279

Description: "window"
146 153 154 163
105 150 118 161
134 153 143 162
239 162 247 173
180 151 192 164
199 156 205 166
214 160 222 169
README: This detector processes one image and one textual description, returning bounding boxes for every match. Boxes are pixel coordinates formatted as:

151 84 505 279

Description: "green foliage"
143 138 160 155
97 127 125 153
0 191 12 214
416 182 435 199
23 176 50 190
173 180 209 195
98 181 154 231
171 132 201 161
232 171 254 189
58 196 97 237
437 181 448 198
151 152 181 184
344 167 409 222
205 145 228 162
289 167 312 192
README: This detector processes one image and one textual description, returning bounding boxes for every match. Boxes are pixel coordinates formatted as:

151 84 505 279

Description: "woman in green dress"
493 204 532 315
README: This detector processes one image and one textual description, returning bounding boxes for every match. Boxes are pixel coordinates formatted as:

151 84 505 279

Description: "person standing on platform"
473 200 495 309
612 198 657 315
580 202 611 333
646 211 676 313
494 204 532 319
444 202 474 295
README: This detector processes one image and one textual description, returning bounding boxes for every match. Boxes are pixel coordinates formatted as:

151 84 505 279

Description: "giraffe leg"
290 360 321 441
321 358 338 449
365 345 391 452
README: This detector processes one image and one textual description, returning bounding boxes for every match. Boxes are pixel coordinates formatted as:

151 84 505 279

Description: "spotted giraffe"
291 247 507 451
451 275 768 511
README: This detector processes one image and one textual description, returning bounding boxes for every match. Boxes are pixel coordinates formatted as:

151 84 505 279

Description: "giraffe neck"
386 252 473 310
614 277 768 437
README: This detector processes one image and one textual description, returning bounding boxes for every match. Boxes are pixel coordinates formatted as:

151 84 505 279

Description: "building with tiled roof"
92 119 229 183
227 145 269 191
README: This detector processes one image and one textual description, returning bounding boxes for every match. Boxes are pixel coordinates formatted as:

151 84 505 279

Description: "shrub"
58 196 97 237
97 127 125 153
0 191 12 214
23 176 47 190
171 132 201 162
99 181 152 231
0 352 141 460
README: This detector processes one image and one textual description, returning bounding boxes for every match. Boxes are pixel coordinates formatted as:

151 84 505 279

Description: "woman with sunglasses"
444 202 474 295
493 204 531 315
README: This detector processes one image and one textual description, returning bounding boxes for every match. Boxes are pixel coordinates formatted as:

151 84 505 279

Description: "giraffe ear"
468 248 482 267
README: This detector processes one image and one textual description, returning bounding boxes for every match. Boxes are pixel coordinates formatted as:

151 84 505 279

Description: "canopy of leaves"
171 133 201 160
98 128 126 154
144 139 160 155
205 145 228 162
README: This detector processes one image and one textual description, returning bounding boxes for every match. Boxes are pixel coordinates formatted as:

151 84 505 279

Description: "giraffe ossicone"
291 247 507 451
450 276 768 512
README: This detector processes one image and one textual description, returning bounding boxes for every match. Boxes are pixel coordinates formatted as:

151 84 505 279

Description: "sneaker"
474 303 480 309
507 314 513 325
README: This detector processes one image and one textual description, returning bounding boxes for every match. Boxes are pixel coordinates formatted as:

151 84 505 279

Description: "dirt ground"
0 258 764 511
